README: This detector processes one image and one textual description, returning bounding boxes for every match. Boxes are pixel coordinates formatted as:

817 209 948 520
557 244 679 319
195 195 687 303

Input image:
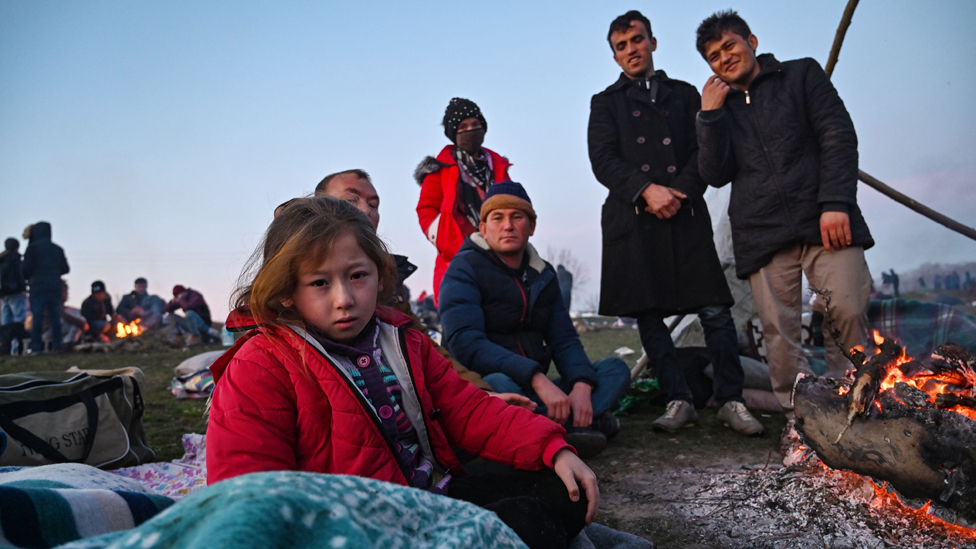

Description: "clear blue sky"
2 1 975 319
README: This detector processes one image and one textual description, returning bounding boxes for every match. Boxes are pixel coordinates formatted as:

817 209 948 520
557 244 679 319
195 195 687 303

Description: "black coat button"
637 137 645 144
641 164 650 172
663 137 672 145
632 110 641 117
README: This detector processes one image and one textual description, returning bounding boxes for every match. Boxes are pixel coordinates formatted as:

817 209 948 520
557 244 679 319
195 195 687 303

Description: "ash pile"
602 446 976 548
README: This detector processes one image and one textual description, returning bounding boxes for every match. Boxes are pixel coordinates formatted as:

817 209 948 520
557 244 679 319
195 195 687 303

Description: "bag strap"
0 382 108 464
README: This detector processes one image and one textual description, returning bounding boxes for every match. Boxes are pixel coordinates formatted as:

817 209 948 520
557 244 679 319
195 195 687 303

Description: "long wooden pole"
824 0 860 78
857 170 976 241
823 0 976 243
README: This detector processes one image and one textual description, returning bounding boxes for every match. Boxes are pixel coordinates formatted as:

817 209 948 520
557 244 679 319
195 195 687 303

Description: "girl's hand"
487 392 538 411
552 448 599 524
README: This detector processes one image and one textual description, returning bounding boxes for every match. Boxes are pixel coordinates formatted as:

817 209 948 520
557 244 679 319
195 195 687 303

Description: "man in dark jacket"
165 285 213 344
117 278 166 331
588 10 761 435
22 222 70 353
695 11 874 411
0 238 28 354
81 280 118 341
440 182 631 457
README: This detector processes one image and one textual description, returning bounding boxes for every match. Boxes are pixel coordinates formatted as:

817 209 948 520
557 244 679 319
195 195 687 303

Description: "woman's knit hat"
479 181 536 222
442 98 487 143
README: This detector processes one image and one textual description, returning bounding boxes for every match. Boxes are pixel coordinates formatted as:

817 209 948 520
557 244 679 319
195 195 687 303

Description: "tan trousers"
749 245 872 410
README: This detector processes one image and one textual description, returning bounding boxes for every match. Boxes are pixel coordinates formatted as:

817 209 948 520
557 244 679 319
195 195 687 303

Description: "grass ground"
0 344 220 462
0 327 647 463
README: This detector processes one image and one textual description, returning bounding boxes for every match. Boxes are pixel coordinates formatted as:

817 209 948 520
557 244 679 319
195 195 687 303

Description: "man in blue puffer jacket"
439 182 631 457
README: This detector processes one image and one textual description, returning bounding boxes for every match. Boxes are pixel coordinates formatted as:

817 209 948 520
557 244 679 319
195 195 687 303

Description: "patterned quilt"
55 472 528 549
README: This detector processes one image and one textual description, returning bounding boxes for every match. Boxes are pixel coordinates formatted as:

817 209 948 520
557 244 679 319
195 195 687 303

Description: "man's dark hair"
696 10 752 58
315 169 372 194
607 10 652 48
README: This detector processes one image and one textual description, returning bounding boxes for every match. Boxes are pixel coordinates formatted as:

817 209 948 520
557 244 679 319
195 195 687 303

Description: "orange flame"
115 319 141 338
869 332 976 421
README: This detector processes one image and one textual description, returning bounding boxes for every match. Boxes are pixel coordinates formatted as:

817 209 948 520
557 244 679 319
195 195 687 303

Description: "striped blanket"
0 464 173 548
869 298 976 358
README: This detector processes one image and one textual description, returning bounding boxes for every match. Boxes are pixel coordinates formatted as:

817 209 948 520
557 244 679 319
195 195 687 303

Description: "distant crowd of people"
926 271 975 292
0 222 216 354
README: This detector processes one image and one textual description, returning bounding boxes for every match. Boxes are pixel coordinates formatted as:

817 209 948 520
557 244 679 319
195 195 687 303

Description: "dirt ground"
587 399 788 548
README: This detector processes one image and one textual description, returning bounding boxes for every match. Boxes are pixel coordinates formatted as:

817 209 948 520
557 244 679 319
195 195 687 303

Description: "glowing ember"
869 334 976 421
115 319 142 338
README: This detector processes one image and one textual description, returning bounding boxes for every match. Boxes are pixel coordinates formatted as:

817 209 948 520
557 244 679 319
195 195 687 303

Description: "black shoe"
565 427 607 458
591 412 621 439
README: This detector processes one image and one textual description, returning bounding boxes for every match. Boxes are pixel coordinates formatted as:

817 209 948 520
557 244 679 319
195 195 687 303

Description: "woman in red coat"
415 98 511 304
208 196 598 549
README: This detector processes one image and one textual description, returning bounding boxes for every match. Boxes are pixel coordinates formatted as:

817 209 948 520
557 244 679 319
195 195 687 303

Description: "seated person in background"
166 285 214 345
81 280 119 342
117 277 166 330
439 182 632 457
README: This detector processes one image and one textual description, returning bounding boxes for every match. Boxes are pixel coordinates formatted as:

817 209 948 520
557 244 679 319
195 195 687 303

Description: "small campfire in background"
115 319 142 339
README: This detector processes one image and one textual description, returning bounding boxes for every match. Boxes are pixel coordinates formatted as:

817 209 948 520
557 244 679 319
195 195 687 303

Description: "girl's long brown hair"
232 196 398 328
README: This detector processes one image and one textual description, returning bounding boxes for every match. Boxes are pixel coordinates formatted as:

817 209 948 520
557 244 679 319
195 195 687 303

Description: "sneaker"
591 412 621 439
652 400 698 433
565 427 607 458
717 401 765 436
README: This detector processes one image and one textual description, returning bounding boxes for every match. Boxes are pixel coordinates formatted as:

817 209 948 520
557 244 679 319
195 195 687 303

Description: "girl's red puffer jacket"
206 306 571 485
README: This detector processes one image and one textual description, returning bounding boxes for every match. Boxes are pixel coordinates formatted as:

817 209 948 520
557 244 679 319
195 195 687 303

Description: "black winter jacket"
0 240 26 298
21 222 69 294
588 71 733 316
81 294 115 325
696 55 873 278
439 234 599 390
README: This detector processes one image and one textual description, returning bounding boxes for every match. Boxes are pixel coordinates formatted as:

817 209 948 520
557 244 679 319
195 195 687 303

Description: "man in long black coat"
587 10 762 435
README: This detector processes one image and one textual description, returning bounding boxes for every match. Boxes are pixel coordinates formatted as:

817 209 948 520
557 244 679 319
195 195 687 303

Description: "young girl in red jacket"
207 196 598 549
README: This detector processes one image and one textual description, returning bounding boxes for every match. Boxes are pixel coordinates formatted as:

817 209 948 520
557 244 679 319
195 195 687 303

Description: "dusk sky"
3 1 975 319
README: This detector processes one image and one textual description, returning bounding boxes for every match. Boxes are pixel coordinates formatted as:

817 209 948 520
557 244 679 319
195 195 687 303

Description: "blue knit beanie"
480 181 536 222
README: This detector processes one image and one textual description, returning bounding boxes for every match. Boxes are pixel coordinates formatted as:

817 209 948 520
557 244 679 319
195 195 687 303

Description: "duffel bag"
0 368 155 468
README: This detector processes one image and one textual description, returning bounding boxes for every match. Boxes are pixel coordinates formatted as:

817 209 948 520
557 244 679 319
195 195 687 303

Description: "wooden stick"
825 0 861 77
822 1 976 243
858 170 976 242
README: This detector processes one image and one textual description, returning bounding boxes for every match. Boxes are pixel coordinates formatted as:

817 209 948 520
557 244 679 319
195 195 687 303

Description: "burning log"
834 336 904 443
794 342 976 524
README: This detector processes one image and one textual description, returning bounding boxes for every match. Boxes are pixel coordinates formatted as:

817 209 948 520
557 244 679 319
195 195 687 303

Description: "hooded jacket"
21 222 69 294
206 306 571 485
415 145 511 303
0 239 26 298
696 55 873 278
439 234 599 391
165 288 212 326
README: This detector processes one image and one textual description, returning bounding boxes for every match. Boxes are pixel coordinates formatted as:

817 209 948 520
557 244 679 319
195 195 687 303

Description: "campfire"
793 330 976 533
115 319 142 339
